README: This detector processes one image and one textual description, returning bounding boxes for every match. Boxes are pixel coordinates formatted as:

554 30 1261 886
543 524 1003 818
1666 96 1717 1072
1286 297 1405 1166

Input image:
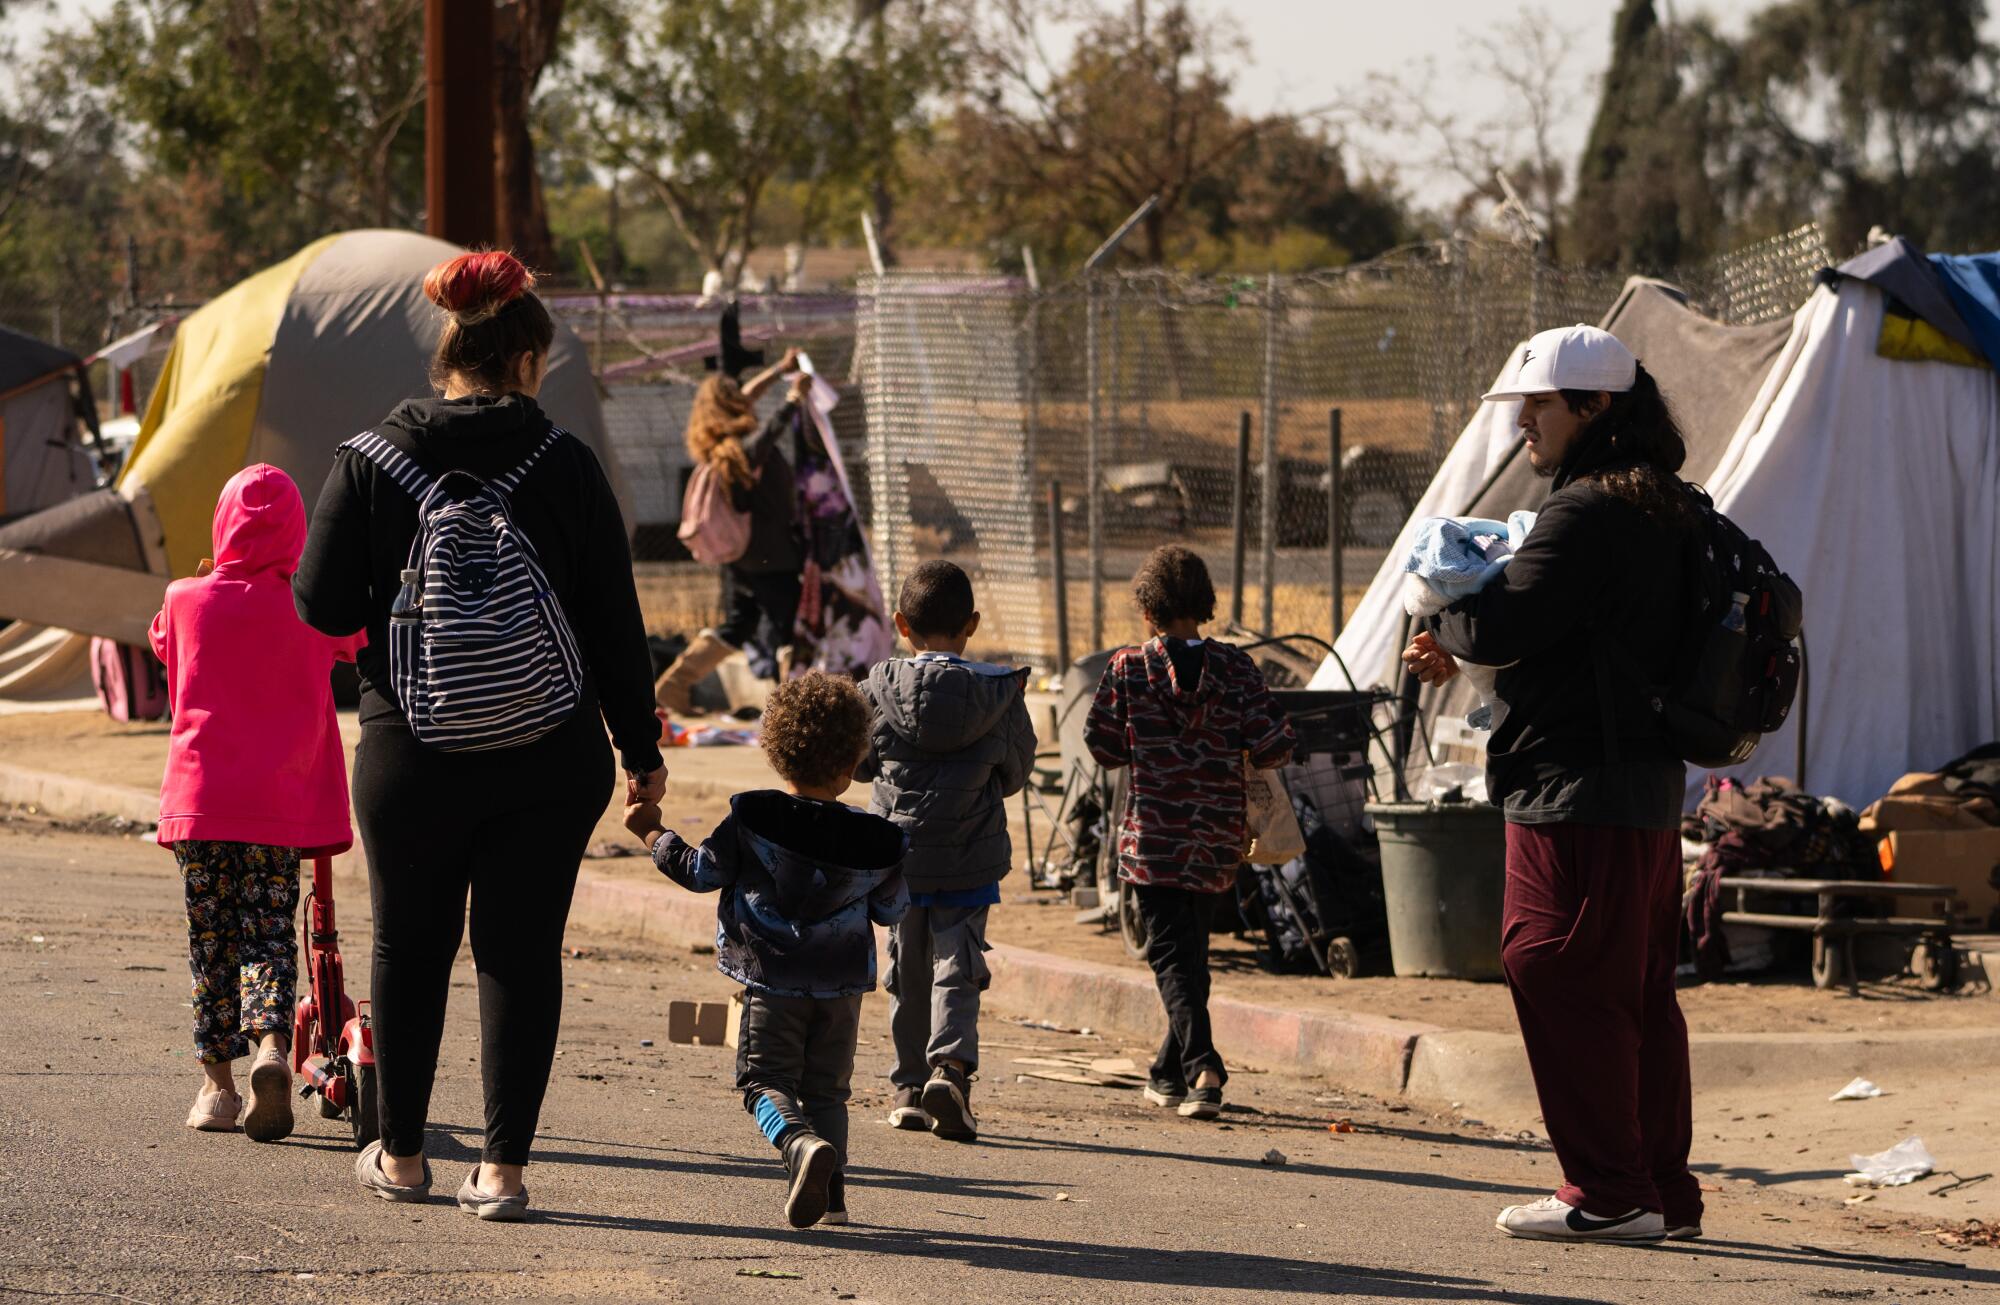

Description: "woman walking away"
152 464 364 1144
295 251 666 1221
654 349 808 714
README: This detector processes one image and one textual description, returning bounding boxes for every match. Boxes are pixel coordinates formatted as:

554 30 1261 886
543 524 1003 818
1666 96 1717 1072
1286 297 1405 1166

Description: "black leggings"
717 567 801 651
352 708 611 1165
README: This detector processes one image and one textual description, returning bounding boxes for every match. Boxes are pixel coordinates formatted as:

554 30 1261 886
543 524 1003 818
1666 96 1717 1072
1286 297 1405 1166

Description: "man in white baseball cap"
1481 325 1640 477
1402 329 1706 1246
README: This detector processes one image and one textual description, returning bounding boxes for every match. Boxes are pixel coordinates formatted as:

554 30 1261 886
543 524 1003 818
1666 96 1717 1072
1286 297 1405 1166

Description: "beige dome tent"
0 229 620 698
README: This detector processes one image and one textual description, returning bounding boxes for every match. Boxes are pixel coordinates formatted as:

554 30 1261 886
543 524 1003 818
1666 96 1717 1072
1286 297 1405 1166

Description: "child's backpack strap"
341 431 435 501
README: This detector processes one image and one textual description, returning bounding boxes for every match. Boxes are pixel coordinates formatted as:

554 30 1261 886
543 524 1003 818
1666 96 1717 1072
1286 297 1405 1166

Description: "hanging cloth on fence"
789 373 892 677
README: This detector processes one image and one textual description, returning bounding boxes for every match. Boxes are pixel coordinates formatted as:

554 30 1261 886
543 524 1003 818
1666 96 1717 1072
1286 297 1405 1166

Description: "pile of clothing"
1679 776 1876 981
1859 743 2000 834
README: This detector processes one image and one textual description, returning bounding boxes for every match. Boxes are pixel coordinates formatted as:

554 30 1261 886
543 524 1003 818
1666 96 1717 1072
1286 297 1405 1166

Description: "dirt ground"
12 709 1994 1037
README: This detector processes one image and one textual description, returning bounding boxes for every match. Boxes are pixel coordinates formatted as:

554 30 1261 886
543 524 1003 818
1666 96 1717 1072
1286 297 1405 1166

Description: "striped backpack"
343 426 584 752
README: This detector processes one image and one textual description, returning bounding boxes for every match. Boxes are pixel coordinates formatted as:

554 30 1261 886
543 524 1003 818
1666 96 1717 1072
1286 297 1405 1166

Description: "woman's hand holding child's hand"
624 798 666 851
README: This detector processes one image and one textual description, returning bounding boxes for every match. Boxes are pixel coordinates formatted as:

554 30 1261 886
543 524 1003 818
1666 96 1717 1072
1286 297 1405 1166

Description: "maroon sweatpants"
1501 822 1702 1227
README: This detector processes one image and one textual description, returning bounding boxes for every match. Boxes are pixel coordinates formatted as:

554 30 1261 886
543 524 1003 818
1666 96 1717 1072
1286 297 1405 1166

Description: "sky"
1215 0 1994 207
13 1 2000 209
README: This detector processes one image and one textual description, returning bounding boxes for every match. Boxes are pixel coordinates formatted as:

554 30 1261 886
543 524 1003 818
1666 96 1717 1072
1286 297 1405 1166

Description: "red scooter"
290 854 378 1147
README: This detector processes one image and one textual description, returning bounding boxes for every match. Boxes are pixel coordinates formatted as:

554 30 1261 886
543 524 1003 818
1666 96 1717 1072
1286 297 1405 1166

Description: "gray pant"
736 990 863 1167
887 902 992 1088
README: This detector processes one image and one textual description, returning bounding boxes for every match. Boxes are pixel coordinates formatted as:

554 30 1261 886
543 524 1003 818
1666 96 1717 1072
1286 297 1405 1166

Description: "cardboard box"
666 999 731 1046
1880 827 2000 927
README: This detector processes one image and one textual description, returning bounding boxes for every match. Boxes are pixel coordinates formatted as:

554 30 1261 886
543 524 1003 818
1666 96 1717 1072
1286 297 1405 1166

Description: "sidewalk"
5 708 1998 1137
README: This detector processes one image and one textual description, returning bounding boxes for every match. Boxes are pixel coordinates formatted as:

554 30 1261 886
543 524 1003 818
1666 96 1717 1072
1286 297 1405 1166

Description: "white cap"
1481 324 1637 401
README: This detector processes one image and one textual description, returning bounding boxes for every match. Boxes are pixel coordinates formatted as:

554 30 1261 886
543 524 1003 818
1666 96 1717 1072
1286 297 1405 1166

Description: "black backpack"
1644 485 1803 768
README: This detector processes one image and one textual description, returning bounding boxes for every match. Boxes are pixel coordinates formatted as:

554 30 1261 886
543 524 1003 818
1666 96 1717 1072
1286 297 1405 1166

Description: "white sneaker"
1664 1223 1703 1241
1496 1195 1665 1243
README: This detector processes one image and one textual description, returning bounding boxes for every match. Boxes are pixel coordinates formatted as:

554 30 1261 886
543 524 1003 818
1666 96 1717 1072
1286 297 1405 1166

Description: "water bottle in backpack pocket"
343 427 586 751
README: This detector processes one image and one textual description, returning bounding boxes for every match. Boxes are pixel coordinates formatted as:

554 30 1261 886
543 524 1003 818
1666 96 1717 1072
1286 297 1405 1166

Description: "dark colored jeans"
1130 881 1228 1088
736 990 863 1171
1502 822 1701 1228
353 709 610 1166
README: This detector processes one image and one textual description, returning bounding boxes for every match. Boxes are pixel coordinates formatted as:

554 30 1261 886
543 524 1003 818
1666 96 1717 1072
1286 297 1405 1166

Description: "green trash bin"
1366 800 1507 980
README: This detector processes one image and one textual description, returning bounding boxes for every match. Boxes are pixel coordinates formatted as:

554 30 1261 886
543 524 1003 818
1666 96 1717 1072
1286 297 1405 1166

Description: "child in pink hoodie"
150 464 364 1142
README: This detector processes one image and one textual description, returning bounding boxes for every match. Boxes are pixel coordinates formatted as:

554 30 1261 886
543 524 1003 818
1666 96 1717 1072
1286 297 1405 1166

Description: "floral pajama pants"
174 841 301 1065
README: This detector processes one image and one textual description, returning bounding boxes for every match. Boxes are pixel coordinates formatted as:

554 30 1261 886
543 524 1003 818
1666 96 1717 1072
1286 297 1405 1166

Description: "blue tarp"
1930 254 2000 372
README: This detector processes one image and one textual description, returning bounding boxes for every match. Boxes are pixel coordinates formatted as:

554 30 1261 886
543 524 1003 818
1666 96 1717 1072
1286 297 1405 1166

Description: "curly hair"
761 671 871 791
686 375 759 492
1131 544 1216 628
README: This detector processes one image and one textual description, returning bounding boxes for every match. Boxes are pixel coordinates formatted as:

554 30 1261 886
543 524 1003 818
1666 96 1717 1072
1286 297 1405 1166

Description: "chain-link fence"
854 226 1832 670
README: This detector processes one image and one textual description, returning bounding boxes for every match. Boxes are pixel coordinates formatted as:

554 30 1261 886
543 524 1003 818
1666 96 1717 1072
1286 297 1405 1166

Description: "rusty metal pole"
426 0 497 249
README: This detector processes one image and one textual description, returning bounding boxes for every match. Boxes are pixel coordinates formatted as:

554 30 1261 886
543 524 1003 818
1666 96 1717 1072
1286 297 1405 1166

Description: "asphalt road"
2 815 1996 1304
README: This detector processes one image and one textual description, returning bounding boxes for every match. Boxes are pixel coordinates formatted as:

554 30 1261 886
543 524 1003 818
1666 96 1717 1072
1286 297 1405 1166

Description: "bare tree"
1342 6 1580 254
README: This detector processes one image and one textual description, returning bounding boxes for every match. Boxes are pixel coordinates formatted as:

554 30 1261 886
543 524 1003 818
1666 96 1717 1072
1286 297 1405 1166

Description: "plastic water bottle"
1719 590 1749 634
389 568 423 626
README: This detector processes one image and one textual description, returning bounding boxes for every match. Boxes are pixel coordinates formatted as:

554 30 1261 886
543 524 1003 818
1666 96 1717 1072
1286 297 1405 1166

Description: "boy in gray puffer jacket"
858 561 1036 1143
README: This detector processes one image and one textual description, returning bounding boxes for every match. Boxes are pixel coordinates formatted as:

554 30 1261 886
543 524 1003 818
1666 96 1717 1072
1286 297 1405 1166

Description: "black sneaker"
1143 1079 1188 1108
921 1063 977 1141
780 1131 837 1228
1177 1086 1222 1120
820 1171 849 1227
886 1086 931 1131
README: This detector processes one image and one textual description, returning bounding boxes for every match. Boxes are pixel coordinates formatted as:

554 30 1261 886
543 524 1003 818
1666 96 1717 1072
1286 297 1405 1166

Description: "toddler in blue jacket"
625 671 908 1229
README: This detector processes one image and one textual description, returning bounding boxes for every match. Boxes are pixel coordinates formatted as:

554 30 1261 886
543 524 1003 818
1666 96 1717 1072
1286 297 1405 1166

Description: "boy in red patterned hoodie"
1084 545 1294 1119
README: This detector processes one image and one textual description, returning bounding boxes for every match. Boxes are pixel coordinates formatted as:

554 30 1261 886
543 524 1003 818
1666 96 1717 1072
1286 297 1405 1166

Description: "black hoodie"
293 393 664 775
1429 427 1688 829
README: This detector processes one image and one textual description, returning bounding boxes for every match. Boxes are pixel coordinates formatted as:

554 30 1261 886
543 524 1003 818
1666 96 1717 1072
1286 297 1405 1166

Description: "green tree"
0 1 131 346
926 0 1263 268
567 0 950 279
69 0 427 282
1568 0 1720 269
1702 0 2000 254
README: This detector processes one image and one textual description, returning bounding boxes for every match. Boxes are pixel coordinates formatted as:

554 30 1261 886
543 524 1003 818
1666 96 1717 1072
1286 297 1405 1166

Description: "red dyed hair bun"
422 250 536 323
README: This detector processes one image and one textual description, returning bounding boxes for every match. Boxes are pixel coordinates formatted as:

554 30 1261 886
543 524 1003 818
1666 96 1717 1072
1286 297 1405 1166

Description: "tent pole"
1795 631 1809 790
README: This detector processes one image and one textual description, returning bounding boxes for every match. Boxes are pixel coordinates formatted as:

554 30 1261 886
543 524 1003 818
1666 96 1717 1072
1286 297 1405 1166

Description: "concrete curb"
9 761 2000 1122
0 762 159 827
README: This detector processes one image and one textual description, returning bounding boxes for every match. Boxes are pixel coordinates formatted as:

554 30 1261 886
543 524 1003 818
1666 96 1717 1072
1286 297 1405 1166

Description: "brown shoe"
654 630 735 716
241 1045 294 1142
186 1085 243 1132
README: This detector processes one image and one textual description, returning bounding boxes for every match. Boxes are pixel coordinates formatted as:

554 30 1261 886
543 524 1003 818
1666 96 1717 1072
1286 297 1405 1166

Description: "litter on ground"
1829 1076 1884 1102
1845 1137 1937 1187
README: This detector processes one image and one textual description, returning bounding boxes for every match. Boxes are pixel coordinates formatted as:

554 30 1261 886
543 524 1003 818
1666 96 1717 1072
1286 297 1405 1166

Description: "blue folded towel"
1400 511 1537 731
1403 512 1536 607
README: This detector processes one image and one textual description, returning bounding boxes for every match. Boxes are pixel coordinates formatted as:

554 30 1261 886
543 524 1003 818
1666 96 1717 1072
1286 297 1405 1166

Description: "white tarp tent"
1315 277 2000 810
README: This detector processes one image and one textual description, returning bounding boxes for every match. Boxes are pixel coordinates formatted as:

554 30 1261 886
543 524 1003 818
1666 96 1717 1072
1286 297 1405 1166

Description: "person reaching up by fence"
655 348 808 715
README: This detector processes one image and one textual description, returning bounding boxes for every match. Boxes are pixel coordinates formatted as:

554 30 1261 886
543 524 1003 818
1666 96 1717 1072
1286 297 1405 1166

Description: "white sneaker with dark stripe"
1496 1196 1665 1243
